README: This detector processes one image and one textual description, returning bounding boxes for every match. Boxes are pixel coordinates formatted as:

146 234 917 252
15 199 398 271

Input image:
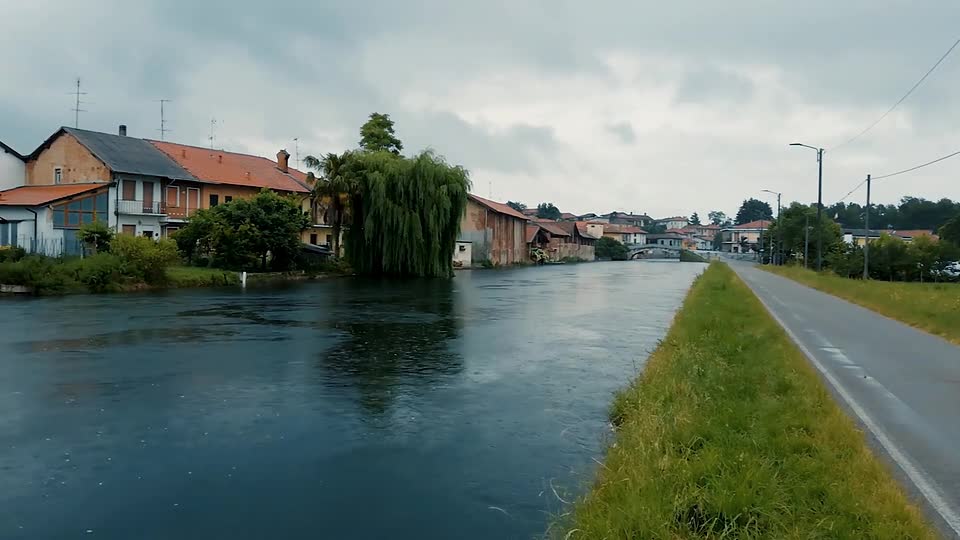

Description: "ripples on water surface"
0 261 704 539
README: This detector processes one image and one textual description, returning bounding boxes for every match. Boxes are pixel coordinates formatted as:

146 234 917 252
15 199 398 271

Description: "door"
186 188 200 217
122 225 136 236
142 181 154 213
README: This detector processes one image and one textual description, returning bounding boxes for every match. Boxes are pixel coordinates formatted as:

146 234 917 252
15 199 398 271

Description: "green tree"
111 235 180 284
764 203 841 265
342 150 470 277
78 221 113 254
595 236 629 260
536 202 562 220
359 112 403 155
939 214 960 246
303 151 356 257
869 234 912 281
507 201 527 212
689 212 701 225
708 211 728 226
176 190 310 271
735 198 773 224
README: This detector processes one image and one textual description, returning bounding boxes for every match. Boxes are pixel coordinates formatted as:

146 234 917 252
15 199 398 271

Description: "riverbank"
557 263 935 538
763 265 960 345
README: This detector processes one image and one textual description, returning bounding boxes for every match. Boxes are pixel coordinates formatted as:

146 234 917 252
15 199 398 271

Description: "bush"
0 255 79 295
596 236 629 260
68 254 124 292
0 245 27 263
78 221 113 254
111 235 180 284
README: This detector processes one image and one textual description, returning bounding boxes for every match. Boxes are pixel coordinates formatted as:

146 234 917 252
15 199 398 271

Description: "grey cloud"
398 111 558 174
606 122 636 144
675 66 753 104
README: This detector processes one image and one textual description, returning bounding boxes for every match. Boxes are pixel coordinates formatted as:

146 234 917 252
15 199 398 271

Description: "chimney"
276 149 290 173
118 125 127 137
218 155 223 164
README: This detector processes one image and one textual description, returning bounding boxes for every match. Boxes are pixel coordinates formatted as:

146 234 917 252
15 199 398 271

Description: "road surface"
730 262 960 538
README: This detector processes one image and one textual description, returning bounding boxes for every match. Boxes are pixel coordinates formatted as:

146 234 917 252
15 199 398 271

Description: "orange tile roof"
0 183 109 206
604 224 646 234
149 141 310 193
538 221 571 237
732 220 771 230
893 229 939 240
468 194 529 220
526 224 541 243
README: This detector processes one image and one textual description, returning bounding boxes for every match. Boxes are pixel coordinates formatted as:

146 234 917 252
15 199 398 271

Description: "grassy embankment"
679 249 708 263
764 265 960 345
558 263 935 539
165 266 241 288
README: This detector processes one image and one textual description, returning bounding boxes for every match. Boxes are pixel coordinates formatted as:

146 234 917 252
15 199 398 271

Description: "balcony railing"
165 206 198 219
117 200 165 215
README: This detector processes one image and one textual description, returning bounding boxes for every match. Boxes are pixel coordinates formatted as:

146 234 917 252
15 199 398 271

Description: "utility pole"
157 99 172 140
804 214 810 269
863 174 871 280
70 78 88 128
816 147 824 271
775 193 782 265
759 220 765 263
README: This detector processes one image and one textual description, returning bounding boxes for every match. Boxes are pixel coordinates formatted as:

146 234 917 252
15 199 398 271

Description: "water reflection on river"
0 261 704 539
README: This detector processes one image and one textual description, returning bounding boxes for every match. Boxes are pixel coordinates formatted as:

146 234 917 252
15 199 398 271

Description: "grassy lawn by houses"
764 265 960 345
556 263 935 539
165 266 241 288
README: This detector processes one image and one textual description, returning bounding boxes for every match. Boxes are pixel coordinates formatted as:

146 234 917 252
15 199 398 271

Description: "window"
122 180 136 201
224 196 233 203
0 222 18 246
309 233 318 245
209 194 219 207
325 234 332 246
54 168 63 184
122 225 136 236
52 192 109 229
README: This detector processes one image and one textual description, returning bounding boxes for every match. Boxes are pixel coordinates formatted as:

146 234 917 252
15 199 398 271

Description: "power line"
837 177 869 203
834 146 960 203
831 37 960 151
873 148 960 180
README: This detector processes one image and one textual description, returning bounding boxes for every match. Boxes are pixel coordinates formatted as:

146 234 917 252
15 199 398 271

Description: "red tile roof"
539 221 571 237
665 228 690 235
149 141 310 193
560 212 577 220
526 224 541 243
604 224 646 234
893 229 938 240
732 220 772 230
0 183 109 206
468 194 529 220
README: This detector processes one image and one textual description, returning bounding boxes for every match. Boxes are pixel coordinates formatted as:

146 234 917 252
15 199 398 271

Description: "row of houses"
0 125 335 256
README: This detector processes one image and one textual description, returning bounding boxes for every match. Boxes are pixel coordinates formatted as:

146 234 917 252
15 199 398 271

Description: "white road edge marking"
746 278 960 536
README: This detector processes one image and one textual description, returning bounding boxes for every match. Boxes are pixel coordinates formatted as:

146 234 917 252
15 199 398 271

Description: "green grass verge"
764 265 960 345
557 263 935 539
165 266 240 288
679 250 708 263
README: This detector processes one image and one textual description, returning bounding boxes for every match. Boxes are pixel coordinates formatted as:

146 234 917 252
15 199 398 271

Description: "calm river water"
0 261 704 539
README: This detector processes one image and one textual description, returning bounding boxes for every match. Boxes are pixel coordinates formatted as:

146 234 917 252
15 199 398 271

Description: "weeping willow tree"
343 150 471 277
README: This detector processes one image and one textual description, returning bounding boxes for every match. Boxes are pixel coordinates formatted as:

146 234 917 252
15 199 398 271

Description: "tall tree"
343 150 470 277
536 203 562 220
708 211 728 226
359 112 403 155
735 198 773 224
940 214 960 246
507 201 527 212
689 212 701 225
303 151 356 258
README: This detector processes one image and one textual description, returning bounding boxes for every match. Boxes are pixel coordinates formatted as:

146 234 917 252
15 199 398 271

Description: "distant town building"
720 220 771 253
459 194 528 266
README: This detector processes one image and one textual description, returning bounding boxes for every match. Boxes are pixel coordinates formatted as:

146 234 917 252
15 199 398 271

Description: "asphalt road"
730 262 960 538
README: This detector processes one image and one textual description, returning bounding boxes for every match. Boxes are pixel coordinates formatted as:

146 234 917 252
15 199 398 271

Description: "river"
0 261 704 539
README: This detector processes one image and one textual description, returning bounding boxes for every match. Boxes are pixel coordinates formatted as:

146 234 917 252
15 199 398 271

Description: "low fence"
11 235 86 258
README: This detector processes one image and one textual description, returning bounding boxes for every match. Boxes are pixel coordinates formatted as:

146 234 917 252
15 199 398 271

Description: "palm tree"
303 151 354 258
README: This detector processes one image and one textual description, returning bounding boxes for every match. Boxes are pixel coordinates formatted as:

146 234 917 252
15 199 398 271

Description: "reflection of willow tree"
319 279 463 415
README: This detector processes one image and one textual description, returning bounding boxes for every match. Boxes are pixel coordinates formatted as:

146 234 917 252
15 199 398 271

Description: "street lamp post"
762 189 782 265
790 143 824 271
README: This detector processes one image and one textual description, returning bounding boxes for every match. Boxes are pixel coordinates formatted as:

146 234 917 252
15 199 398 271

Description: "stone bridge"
627 244 682 259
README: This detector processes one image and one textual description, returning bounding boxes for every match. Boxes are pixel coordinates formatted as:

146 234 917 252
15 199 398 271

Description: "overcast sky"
2 1 959 218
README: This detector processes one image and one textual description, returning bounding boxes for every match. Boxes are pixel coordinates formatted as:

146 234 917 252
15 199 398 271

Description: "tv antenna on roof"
208 118 218 149
156 99 172 140
293 137 300 166
69 78 89 128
